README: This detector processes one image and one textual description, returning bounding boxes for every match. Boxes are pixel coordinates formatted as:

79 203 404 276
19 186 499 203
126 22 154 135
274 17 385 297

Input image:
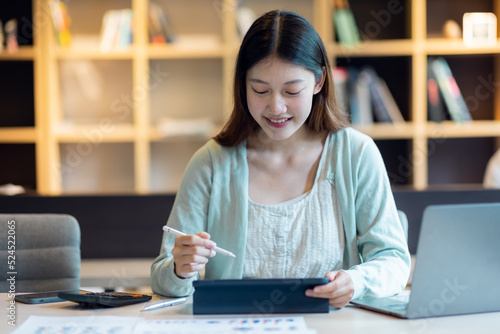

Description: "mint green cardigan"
151 127 411 299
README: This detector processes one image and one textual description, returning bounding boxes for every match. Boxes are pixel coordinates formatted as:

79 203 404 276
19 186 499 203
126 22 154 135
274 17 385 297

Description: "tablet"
193 278 329 315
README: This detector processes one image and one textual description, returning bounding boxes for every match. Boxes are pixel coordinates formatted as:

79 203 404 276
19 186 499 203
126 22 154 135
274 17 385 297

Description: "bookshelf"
0 0 38 192
331 0 500 190
1 0 499 194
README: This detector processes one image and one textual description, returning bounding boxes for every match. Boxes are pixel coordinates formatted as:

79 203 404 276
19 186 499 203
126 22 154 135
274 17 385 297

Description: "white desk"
2 293 500 334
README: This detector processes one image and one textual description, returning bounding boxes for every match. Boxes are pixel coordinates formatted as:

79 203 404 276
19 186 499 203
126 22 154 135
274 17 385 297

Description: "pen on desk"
162 226 236 258
142 297 188 311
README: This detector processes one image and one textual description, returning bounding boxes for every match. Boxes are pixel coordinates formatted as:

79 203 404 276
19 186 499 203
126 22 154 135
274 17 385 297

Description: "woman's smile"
265 117 293 128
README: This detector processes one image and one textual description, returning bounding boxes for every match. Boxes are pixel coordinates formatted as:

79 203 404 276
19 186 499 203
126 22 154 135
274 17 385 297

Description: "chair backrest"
0 214 81 293
397 209 408 242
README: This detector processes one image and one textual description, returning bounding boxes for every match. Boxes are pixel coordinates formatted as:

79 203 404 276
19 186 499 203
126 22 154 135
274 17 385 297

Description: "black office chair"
0 214 81 293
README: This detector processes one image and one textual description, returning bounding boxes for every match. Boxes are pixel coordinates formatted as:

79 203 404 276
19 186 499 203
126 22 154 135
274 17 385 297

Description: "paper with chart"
134 316 316 333
12 315 317 334
11 315 140 334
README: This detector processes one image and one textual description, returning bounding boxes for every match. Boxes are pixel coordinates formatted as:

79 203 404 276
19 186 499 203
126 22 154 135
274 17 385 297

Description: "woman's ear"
313 67 326 95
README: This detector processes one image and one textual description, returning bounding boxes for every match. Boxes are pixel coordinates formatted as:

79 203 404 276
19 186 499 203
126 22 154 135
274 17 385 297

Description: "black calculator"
58 291 152 307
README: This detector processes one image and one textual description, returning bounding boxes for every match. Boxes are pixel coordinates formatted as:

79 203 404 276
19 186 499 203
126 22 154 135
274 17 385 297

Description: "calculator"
58 291 152 307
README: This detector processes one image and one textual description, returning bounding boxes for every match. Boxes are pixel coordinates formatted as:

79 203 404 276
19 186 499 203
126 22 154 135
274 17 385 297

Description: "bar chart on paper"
12 315 317 334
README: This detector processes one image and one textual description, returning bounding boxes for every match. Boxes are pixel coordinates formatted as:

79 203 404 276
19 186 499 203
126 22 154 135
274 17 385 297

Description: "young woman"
151 10 410 308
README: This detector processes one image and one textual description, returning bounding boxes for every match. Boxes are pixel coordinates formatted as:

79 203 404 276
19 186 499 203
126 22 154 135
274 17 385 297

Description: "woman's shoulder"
328 127 374 148
325 127 383 169
206 139 246 157
189 139 246 169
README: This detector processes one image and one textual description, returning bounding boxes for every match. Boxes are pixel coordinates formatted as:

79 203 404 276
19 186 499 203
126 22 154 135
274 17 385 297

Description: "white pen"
142 297 187 311
162 226 236 258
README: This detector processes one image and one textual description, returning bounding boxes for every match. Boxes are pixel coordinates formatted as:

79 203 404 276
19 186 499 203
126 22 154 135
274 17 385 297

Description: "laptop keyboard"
388 295 410 303
382 295 410 311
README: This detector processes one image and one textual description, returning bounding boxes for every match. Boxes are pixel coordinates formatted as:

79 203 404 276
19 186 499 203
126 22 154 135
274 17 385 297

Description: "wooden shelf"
426 121 500 138
352 123 416 139
149 124 221 142
332 39 414 57
0 46 35 60
425 39 500 55
55 123 136 142
56 46 135 60
333 39 500 57
148 35 225 59
0 127 37 143
424 183 487 191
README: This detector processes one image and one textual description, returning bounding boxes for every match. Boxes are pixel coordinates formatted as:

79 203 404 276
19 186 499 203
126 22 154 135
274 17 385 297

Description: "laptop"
350 202 500 319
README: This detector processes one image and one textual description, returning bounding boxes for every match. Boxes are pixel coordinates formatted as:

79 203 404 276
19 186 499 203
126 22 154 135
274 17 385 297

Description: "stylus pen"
162 226 236 258
142 297 187 311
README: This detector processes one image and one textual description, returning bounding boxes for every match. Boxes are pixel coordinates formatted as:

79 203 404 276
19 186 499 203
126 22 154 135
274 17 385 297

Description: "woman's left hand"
305 271 354 308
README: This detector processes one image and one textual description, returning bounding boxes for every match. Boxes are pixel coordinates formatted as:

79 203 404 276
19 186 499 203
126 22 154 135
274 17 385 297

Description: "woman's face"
246 57 324 142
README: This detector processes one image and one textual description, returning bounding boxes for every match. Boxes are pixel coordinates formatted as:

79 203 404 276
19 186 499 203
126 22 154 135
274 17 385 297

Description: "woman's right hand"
172 232 216 278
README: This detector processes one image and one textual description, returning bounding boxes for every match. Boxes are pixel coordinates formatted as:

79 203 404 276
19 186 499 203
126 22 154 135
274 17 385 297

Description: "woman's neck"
247 127 327 155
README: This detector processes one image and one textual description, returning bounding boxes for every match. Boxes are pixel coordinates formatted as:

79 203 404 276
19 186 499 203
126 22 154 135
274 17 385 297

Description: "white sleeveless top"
243 135 344 278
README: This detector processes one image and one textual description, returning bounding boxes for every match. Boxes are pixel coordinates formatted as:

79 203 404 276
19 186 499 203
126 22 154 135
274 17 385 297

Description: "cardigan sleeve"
150 144 214 297
343 137 411 299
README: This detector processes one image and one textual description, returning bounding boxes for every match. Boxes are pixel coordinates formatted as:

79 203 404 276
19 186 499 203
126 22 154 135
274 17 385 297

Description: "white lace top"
243 135 344 278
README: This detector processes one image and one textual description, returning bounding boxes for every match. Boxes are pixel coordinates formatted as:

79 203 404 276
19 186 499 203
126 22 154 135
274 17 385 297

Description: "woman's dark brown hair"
214 10 349 147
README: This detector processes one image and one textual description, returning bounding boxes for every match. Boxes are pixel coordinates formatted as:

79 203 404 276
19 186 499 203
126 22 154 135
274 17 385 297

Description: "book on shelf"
360 66 404 124
49 0 71 46
430 57 473 123
332 0 360 47
354 67 374 125
118 9 133 48
333 67 349 114
427 59 447 123
236 6 257 38
149 2 176 44
336 67 372 125
100 10 119 51
336 66 404 125
335 66 372 125
345 67 362 124
99 9 133 52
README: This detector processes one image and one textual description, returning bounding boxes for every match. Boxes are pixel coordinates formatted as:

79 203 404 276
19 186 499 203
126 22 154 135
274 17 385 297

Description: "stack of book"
333 0 360 47
149 2 176 44
99 9 133 52
49 0 71 46
333 66 404 125
236 6 257 38
427 57 472 123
